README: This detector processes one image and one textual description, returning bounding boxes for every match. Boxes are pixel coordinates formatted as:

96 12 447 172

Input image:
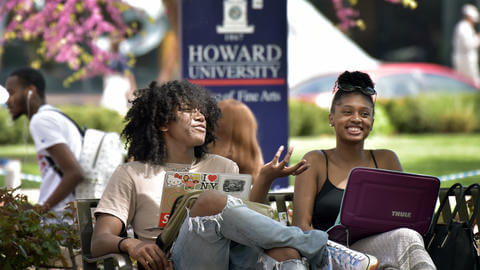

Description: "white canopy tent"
287 0 380 88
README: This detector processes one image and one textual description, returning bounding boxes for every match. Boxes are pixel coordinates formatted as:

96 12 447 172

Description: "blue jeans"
170 196 329 270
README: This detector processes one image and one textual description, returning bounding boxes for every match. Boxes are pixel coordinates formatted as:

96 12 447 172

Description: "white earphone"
26 89 33 118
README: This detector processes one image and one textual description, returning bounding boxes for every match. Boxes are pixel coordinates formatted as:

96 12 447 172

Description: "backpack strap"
155 190 204 253
45 156 63 177
45 109 86 137
155 194 185 251
41 108 85 177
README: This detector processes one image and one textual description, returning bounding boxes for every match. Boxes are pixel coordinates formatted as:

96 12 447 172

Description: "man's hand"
126 240 173 270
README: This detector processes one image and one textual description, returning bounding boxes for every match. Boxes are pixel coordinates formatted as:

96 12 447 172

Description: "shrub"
0 109 32 144
384 98 423 133
467 93 480 132
0 188 80 269
289 100 332 137
384 93 479 133
288 100 305 137
371 102 395 135
0 106 125 145
59 105 125 133
0 109 17 144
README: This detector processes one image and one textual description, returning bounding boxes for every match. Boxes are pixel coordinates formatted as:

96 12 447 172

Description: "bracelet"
117 237 128 253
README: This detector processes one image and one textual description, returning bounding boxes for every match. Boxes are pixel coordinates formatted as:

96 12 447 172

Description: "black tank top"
311 150 378 231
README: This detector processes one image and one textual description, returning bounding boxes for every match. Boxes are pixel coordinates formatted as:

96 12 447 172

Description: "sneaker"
327 240 379 270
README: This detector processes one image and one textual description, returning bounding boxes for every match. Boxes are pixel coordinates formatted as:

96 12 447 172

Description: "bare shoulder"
372 149 403 171
303 149 327 162
297 149 330 185
372 149 398 159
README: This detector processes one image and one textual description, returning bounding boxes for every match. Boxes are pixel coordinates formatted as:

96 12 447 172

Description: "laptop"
326 167 440 247
157 171 252 228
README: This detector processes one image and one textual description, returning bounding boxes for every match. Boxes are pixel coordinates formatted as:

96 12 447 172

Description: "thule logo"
392 211 412 218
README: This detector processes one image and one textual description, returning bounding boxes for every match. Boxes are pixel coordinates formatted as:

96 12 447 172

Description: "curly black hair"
122 80 221 165
330 71 375 114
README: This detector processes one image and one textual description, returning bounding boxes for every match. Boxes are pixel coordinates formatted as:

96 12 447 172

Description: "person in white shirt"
5 67 84 216
452 4 480 86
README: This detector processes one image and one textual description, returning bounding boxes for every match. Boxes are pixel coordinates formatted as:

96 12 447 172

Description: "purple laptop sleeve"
327 167 440 246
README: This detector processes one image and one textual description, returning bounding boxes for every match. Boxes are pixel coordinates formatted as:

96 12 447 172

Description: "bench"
75 199 133 270
75 194 292 269
267 187 480 230
76 187 478 269
266 192 294 225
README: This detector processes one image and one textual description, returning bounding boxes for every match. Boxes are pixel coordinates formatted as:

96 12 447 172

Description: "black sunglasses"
337 84 377 96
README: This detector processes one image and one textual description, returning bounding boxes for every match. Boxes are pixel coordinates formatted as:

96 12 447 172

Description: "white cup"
5 159 21 189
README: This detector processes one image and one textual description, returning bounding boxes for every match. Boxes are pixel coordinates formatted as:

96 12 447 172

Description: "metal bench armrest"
83 253 133 270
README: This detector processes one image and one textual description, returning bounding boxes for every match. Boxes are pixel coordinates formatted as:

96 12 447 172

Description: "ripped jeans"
170 196 329 270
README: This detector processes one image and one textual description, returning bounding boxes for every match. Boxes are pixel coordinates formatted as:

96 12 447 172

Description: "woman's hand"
125 239 174 270
259 145 310 180
249 145 310 202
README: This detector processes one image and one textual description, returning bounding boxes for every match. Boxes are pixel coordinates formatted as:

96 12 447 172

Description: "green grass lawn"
1 134 480 190
289 134 480 187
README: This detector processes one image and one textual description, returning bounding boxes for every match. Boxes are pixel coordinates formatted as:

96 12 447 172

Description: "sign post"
180 0 289 189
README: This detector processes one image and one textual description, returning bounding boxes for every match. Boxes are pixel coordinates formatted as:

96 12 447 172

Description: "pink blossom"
331 0 411 31
0 0 410 83
0 0 132 83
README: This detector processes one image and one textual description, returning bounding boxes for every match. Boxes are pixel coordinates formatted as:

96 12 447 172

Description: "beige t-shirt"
95 154 239 242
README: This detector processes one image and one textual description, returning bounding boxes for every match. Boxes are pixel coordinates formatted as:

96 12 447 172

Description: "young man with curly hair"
91 80 380 270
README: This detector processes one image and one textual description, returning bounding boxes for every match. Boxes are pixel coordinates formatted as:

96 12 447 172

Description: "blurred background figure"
5 67 84 217
157 0 180 84
452 4 480 86
100 31 137 116
209 99 264 183
210 99 309 203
